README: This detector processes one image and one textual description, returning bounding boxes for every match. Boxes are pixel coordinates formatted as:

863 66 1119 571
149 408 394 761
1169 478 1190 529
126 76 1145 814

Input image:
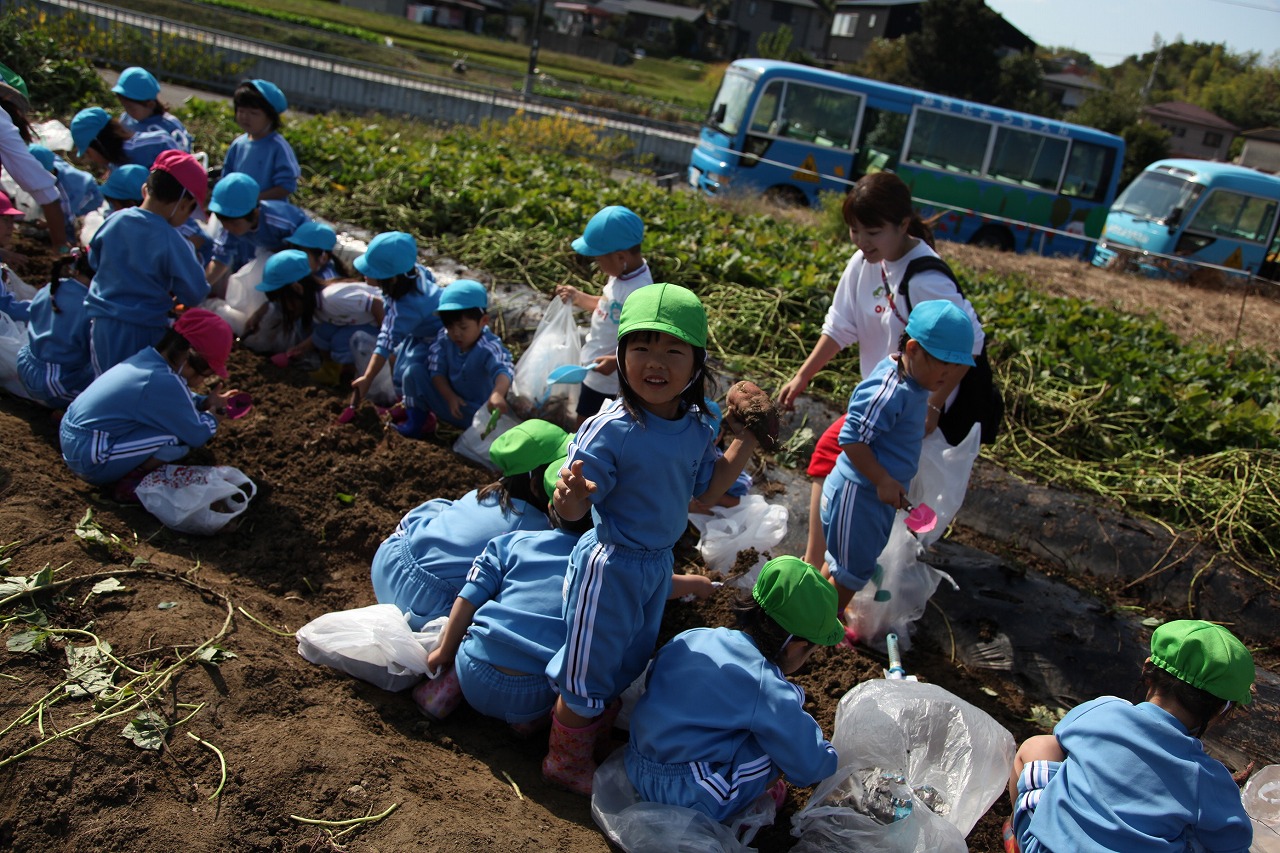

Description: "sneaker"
111 468 149 504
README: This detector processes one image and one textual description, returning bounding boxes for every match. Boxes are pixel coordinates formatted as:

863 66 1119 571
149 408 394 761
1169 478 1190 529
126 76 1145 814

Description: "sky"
984 0 1280 65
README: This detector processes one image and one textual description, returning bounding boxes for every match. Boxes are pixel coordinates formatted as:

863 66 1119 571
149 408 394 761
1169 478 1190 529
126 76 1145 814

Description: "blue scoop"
546 362 598 385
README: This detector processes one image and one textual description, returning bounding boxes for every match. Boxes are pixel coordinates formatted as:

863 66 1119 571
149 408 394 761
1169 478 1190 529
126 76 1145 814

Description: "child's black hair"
233 82 281 131
615 329 709 424
477 471 545 517
731 588 798 666
264 272 322 332
439 307 485 327
376 270 417 301
118 94 169 118
146 167 187 204
307 247 350 279
1140 661 1229 738
47 249 94 314
88 118 131 166
1 100 31 143
154 327 192 367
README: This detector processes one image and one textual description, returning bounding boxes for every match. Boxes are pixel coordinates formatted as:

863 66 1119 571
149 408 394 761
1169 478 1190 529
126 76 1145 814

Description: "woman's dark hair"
145 164 187 204
2 99 31 143
1141 661 1228 738
88 118 131 166
264 273 322 332
843 171 935 249
118 94 169 118
233 82 280 130
377 270 417 301
731 589 794 665
616 330 709 424
47 248 94 313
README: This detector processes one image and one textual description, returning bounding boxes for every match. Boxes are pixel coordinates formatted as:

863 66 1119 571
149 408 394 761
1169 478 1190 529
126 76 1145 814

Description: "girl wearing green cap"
542 282 767 795
1006 619 1255 853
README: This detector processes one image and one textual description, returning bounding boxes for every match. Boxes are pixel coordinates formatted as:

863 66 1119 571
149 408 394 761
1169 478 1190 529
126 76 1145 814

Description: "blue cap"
248 79 288 115
572 205 644 257
101 164 149 202
27 143 55 172
208 172 261 218
437 279 488 312
257 250 313 292
70 107 112 157
286 220 337 252
904 300 976 366
354 231 417 279
112 67 161 101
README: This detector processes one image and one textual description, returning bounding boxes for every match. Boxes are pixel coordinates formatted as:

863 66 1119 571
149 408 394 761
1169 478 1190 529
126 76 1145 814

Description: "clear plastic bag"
688 494 788 577
0 312 31 399
220 249 271 336
846 424 980 652
296 604 446 692
452 406 521 470
350 331 397 406
591 749 777 853
135 464 257 535
791 679 1014 853
1245 765 1280 853
511 296 581 415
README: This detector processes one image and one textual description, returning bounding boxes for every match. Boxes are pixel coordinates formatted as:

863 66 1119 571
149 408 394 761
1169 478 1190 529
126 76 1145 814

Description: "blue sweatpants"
820 466 894 593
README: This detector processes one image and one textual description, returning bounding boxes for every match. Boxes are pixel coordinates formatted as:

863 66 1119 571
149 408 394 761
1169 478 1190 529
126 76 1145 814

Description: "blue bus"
1093 159 1280 282
688 59 1125 256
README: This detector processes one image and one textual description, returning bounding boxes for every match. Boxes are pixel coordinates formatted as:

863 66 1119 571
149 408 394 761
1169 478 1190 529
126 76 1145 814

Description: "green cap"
617 282 706 349
752 556 844 646
488 419 569 477
1150 619 1254 705
0 61 31 115
544 454 568 505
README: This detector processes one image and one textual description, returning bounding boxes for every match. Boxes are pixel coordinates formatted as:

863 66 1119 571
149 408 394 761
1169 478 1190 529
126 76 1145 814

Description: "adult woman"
0 62 69 253
777 172 984 566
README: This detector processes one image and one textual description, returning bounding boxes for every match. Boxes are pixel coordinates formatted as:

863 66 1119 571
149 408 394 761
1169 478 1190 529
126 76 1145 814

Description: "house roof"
596 0 706 20
1042 72 1107 92
1143 101 1239 132
1241 127 1280 144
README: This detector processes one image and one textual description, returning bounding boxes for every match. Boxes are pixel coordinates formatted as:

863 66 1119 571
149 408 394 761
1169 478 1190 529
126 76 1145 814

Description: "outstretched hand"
553 459 597 521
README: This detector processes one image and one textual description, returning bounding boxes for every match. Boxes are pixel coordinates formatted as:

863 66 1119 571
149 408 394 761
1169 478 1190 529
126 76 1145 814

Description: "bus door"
742 78 865 204
1176 187 1280 274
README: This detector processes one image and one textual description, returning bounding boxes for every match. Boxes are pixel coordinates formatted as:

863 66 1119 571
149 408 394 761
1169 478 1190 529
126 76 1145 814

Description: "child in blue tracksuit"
111 66 192 152
60 309 239 499
70 107 181 171
689 399 752 513
285 221 347 280
626 556 842 822
348 231 442 422
85 150 210 374
545 282 763 795
99 164 149 213
27 144 103 228
370 420 569 631
16 249 94 407
205 173 308 295
401 279 513 438
221 79 300 201
820 299 975 615
1007 620 1255 853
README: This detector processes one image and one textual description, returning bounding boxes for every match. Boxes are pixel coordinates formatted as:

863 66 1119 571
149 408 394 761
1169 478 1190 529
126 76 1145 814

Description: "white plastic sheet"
0 312 31 399
135 464 256 535
452 405 521 470
296 604 446 693
349 330 397 406
688 494 788 580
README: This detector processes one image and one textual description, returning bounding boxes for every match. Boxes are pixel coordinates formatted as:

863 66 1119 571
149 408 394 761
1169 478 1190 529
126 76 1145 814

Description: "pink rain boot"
768 778 787 810
542 714 603 796
509 713 551 738
411 667 462 722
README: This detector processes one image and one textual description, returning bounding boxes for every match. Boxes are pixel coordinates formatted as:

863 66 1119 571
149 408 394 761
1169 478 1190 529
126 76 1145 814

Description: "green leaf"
0 576 28 597
121 711 169 750
6 628 49 652
195 646 237 666
157 602 179 610
90 578 127 597
335 492 356 505
65 641 115 697
75 509 121 546
1141 616 1162 628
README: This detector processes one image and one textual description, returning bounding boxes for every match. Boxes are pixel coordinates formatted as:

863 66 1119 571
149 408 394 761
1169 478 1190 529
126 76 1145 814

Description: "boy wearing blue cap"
1006 619 1255 853
554 205 652 425
205 172 308 295
285 221 348 280
111 67 191 152
397 279 513 438
100 164 149 212
821 299 975 614
221 79 300 202
27 144 102 232
70 106 181 171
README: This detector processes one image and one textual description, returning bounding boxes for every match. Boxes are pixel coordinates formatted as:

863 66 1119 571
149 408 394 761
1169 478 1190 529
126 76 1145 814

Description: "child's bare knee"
1016 734 1064 764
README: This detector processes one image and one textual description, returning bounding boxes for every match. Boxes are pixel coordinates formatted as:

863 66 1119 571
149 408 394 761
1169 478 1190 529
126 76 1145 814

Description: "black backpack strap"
898 256 963 316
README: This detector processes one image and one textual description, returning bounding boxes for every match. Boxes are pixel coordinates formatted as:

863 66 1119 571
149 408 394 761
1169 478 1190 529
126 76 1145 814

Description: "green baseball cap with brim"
1150 619 1254 705
488 419 569 477
752 556 844 647
617 282 706 349
0 61 30 115
543 454 568 505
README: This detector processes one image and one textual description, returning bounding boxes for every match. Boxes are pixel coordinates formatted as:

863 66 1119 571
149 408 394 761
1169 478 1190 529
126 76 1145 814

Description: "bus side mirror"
712 103 726 125
1166 207 1183 232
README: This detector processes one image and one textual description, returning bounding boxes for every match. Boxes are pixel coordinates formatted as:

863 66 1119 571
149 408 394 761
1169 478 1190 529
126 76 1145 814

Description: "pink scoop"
224 392 254 420
270 352 291 368
905 502 938 534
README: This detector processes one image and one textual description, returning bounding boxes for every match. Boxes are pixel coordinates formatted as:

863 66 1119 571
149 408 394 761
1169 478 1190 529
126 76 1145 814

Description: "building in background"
1142 101 1238 162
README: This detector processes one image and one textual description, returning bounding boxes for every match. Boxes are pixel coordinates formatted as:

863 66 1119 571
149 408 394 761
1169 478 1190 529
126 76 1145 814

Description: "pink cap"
0 190 22 217
151 150 208 208
173 308 233 378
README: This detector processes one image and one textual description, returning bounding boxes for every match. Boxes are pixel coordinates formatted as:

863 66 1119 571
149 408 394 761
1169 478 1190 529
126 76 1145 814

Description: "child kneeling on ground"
1007 619 1255 853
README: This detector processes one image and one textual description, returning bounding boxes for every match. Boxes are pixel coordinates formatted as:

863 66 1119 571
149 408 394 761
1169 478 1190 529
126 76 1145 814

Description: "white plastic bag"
135 464 257 535
688 494 788 578
511 296 581 414
452 405 521 470
220 249 271 335
791 679 1014 853
0 312 31 399
846 424 980 652
1245 765 1280 853
296 604 446 692
350 331 397 406
592 749 776 853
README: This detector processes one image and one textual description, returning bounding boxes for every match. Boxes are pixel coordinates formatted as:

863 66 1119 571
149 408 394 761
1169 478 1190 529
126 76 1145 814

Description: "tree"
848 37 910 85
904 0 1003 102
757 26 805 63
993 51 1058 117
1121 122 1171 185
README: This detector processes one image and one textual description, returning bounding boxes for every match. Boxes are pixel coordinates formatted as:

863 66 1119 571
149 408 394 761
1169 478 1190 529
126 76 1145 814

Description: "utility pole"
1140 35 1163 106
523 0 547 97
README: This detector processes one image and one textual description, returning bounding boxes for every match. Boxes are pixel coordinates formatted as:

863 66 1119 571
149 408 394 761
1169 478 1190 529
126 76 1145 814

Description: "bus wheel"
969 225 1014 252
763 185 809 208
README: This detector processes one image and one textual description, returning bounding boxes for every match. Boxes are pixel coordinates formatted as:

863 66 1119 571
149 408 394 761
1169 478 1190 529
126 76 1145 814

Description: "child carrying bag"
135 465 257 535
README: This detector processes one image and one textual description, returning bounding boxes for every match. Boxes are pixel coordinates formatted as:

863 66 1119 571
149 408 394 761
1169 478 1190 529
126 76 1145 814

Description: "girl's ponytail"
47 248 93 314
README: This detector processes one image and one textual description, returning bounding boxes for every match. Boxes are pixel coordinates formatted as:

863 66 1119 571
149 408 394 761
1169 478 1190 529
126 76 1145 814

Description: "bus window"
1187 190 1279 242
1061 141 1117 203
749 81 783 136
1113 170 1202 223
708 70 756 136
750 81 862 148
854 109 907 176
988 128 1067 191
905 110 989 175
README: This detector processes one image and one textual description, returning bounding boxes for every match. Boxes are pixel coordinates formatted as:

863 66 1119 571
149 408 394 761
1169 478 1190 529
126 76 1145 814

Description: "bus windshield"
1114 170 1203 224
707 69 756 136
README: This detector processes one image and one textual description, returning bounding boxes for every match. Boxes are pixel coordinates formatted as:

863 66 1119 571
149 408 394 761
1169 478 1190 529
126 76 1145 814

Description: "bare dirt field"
0 233 1273 852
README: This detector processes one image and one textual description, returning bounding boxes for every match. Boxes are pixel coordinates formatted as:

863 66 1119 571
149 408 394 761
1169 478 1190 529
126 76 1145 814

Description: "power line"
1202 0 1280 12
